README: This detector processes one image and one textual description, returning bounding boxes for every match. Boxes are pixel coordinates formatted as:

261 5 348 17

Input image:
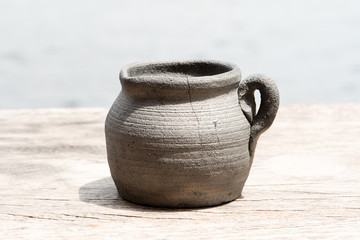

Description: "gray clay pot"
105 60 279 208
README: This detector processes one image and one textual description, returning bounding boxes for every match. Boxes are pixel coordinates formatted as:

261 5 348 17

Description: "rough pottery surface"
105 60 279 208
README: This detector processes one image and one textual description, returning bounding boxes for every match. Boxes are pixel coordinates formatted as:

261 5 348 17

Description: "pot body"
105 60 279 208
106 89 250 207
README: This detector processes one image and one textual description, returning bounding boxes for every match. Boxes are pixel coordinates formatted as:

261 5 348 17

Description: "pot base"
114 181 244 208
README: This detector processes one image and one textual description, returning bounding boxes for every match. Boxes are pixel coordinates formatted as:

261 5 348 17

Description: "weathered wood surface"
1 104 360 239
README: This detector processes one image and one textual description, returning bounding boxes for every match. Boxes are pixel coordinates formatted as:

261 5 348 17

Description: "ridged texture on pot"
105 88 251 208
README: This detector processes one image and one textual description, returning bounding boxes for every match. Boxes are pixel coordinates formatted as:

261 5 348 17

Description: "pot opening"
120 60 241 98
127 61 234 78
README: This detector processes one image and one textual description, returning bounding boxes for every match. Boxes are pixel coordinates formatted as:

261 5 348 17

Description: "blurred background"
0 0 359 109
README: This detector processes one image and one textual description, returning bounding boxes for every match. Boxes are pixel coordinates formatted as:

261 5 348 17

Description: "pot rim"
120 59 241 90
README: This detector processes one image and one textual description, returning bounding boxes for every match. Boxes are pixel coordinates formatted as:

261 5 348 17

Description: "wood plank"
1 104 360 239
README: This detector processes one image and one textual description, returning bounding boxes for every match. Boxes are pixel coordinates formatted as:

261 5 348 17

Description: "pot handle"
238 74 280 160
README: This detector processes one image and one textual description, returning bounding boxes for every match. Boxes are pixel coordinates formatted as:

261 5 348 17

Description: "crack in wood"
2 213 76 222
99 212 195 220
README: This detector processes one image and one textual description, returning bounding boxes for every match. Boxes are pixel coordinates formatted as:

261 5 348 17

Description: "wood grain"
1 104 360 239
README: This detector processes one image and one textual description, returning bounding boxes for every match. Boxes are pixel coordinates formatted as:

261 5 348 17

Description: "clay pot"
105 60 279 208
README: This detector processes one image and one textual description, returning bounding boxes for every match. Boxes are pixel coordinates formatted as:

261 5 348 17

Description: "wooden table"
1 104 359 239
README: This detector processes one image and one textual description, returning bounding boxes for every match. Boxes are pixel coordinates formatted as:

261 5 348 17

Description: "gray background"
1 0 359 109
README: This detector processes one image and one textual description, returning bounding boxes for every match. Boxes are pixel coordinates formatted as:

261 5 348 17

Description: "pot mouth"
120 60 241 90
